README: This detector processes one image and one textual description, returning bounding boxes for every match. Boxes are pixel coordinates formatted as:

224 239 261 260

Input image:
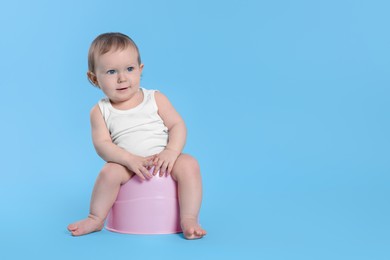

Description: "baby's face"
92 46 143 105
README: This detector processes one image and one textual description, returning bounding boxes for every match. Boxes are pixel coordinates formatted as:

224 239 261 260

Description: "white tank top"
98 88 168 157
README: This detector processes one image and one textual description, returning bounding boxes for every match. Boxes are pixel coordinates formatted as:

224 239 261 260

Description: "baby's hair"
87 32 141 85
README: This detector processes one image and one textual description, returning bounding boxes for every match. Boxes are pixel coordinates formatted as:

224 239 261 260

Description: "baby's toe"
67 224 78 232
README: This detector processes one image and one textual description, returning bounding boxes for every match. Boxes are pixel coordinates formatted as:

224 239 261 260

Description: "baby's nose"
117 73 127 83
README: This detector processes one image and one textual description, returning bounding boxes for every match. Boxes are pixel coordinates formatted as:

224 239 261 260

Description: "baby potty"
106 170 182 234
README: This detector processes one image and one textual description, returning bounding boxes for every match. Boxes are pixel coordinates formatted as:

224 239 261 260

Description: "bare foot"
181 218 207 239
68 215 104 236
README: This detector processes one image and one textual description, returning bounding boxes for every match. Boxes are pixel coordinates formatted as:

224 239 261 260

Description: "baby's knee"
184 155 200 172
177 154 200 174
99 163 128 183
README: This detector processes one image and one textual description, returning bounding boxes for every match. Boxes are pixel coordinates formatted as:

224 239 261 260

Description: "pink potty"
106 171 182 234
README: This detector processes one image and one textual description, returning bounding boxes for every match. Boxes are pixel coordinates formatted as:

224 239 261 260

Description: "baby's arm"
90 105 154 180
153 92 187 175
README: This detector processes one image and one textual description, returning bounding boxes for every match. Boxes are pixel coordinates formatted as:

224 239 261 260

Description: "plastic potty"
106 171 182 234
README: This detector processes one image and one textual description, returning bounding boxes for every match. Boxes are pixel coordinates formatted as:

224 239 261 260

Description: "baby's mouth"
117 87 129 91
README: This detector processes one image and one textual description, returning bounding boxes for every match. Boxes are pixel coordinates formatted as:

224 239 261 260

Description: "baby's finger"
167 163 174 176
146 154 157 163
140 166 152 179
144 159 154 168
153 156 159 166
153 167 159 176
154 159 163 175
135 170 146 180
152 159 159 175
153 159 159 176
159 161 169 177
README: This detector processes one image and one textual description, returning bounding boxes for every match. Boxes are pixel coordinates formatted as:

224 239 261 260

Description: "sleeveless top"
98 88 168 157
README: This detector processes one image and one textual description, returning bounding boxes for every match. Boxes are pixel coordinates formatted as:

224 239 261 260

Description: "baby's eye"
127 67 134 72
106 69 116 75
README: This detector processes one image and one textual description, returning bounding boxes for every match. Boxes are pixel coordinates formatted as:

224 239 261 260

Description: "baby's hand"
126 154 156 180
152 148 180 176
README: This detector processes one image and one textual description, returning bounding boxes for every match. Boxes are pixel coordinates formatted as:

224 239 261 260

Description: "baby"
68 32 206 239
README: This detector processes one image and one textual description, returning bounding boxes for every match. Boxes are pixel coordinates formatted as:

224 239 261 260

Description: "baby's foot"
67 215 104 236
181 217 207 240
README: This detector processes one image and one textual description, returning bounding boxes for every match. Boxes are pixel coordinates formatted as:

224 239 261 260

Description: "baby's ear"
87 71 99 87
139 64 144 79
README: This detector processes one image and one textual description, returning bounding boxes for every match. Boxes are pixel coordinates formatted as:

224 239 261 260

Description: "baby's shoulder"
97 97 110 106
142 88 166 103
90 103 101 117
90 98 111 120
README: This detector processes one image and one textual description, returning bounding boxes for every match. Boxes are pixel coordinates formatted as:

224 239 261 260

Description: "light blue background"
0 0 389 259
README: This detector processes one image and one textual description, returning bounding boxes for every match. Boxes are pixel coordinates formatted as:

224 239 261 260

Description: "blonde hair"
87 32 141 85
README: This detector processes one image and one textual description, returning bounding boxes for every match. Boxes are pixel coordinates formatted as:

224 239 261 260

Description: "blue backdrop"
0 0 389 259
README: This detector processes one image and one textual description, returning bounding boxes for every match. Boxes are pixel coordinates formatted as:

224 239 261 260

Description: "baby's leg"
171 154 207 239
68 163 133 236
